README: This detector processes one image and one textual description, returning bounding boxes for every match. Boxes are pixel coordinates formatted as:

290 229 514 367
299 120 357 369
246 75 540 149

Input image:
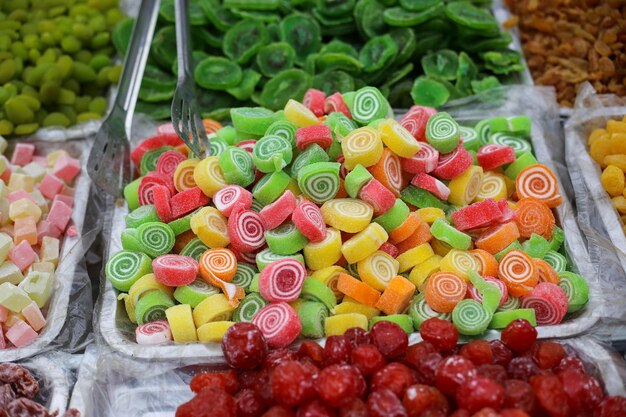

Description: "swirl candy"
303 88 326 117
138 172 173 206
298 300 329 338
544 250 567 273
368 148 404 197
297 162 341 204
173 278 219 308
497 250 538 297
448 165 483 206
301 277 337 310
424 271 467 313
259 190 296 230
255 249 304 272
475 222 520 255
467 275 508 307
346 86 390 124
476 171 507 201
401 142 439 174
194 157 228 198
459 125 480 151
152 255 198 287
252 171 292 205
409 293 450 329
156 150 186 179
425 112 460 153
411 173 450 201
439 249 480 281
400 105 436 142
451 199 502 231
516 164 562 208
514 197 555 239
266 120 298 145
251 302 302 348
321 198 373 233
228 209 266 253
253 135 293 173
173 159 199 192
520 282 568 325
106 250 153 292
265 222 308 255
135 290 175 325
136 222 175 258
291 144 330 180
498 296 521 311
379 119 421 158
389 211 420 244
193 294 235 328
304 228 342 270
214 185 253 217
219 147 256 187
490 132 532 156
452 299 491 336
357 250 399 291
432 144 473 180
558 271 589 313
534 258 560 285
120 274 173 322
165 304 198 343
341 222 388 264
408 254 442 290
233 292 268 322
345 165 374 199
311 265 346 301
476 144 516 170
259 258 306 302
135 320 172 345
359 179 396 216
199 248 238 282
295 125 333 150
190 207 230 248
341 127 384 170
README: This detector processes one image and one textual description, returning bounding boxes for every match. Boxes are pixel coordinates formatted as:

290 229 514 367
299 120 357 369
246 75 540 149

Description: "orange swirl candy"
203 119 223 134
497 250 538 297
534 258 560 284
368 148 406 197
424 271 467 313
516 164 562 208
475 222 521 254
389 212 420 244
199 248 238 282
471 249 499 277
513 197 555 239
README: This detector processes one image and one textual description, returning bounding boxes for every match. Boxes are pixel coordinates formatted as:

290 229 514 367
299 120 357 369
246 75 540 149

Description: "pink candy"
52 154 81 182
292 199 327 243
8 240 37 271
400 106 437 141
214 185 253 217
432 144 473 180
171 187 210 219
136 320 173 345
39 174 64 200
156 150 186 179
477 145 516 170
259 190 296 230
152 184 173 223
22 302 46 332
379 242 399 258
0 306 8 322
228 209 266 253
153 254 199 286
5 320 38 348
11 144 35 166
411 173 450 201
468 276 508 307
303 88 326 117
47 200 72 231
450 198 502 231
497 199 515 223
259 258 306 302
7 191 36 204
138 172 173 206
295 125 333 150
521 283 568 325
401 142 440 174
252 302 302 348
359 179 395 216
324 93 351 118
37 220 62 242
53 194 74 208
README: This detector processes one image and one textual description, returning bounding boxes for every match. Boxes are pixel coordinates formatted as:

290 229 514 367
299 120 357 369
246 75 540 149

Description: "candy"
498 296 521 311
9 198 42 222
396 244 435 274
304 227 342 270
409 293 450 329
228 209 266 253
253 170 291 205
193 294 234 327
425 112 460 153
452 299 491 336
173 159 199 192
346 86 389 124
504 151 538 180
5 320 38 347
401 142 440 174
303 88 326 117
430 218 471 250
298 301 329 338
253 135 293 173
523 233 551 259
285 99 320 127
156 150 186 179
358 251 399 291
199 249 238 282
173 278 220 308
534 258 560 285
259 190 296 230
558 271 589 313
291 144 330 180
292 198 327 243
359 179 395 216
194 157 228 198
451 198 502 232
475 222 521 254
389 212 420 244
47 200 72 231
0 262 23 285
467 274 508 307
514 197 555 239
411 173 450 201
516 164 562 208
296 125 333 150
424 271 467 313
190 207 230 248
135 222 175 258
265 222 308 255
337 272 381 307
432 144 473 180
400 105 436 141
369 314 413 333
498 250 538 297
341 127 384 170
266 120 298 146
232 262 258 290
252 302 302 348
345 165 374 199
321 198 373 233
300 277 338 310
180 238 209 261
8 240 37 272
520 282 568 325
400 186 448 211
396 221 433 254
13 216 37 245
495 241 523 262
233 292 268 322
601 165 625 197
0 283 31 312
476 144 516 170
197 321 235 342
375 276 416 315
297 162 341 204
141 147 176 175
126 205 160 229
475 171 507 201
310 265 346 301
438 249 479 281
379 119 421 158
152 255 198 287
256 249 304 271
373 199 410 234
135 320 173 345
259 258 306 302
342 222 388 264
213 186 252 218
219 146 256 187
489 309 537 329
135 290 175 325
325 313 369 336
106 250 153 292
19 271 53 308
368 149 405 197
171 187 210 219
165 304 198 343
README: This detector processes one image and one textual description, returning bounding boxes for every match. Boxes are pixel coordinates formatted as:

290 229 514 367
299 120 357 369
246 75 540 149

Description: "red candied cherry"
477 364 507 385
344 327 371 347
402 384 449 417
532 341 566 369
296 399 337 417
554 355 585 374
236 389 267 417
469 409 499 417
460 340 493 365
239 370 260 390
456 376 505 413
298 341 324 366
501 319 537 353
324 335 352 366
507 357 540 382
404 341 437 369
339 398 368 417
435 355 477 397
351 344 386 376
529 373 570 417
371 362 416 398
222 322 268 370
370 321 408 359
270 360 317 408
254 369 275 406
489 340 513 367
420 318 459 351
176 387 237 417
448 410 470 417
418 411 446 417
264 348 298 369
558 369 604 414
595 396 626 417
190 370 239 395
503 380 535 413
415 352 443 386
262 406 296 417
500 410 531 417
366 388 408 417
316 364 364 408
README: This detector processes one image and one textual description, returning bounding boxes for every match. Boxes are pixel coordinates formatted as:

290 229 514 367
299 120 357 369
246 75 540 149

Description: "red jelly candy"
152 184 173 222
296 125 333 150
156 150 186 179
171 186 210 219
432 145 473 180
507 357 540 382
450 198 502 231
401 142 439 174
303 89 326 117
259 191 297 230
477 145 516 171
497 199 516 223
228 210 266 253
379 242 399 258
411 173 450 201
358 179 396 216
400 106 437 142
252 302 301 348
214 185 254 217
456 376 505 413
222 322 268 369
292 198 327 243
131 133 182 169
138 172 174 206
520 283 568 325
152 254 198 286
325 93 351 118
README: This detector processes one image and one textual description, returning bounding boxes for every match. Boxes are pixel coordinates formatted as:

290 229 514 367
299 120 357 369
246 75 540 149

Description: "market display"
176 320 626 417
0 0 124 135
0 139 81 350
116 0 525 120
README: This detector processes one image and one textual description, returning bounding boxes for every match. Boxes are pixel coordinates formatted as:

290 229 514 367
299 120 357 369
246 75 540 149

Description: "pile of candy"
106 85 589 348
0 138 81 349
0 362 80 416
118 0 524 119
176 320 626 417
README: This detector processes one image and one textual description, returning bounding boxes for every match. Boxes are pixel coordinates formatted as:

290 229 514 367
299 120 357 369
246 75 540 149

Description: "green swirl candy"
409 293 450 329
252 170 291 205
250 199 265 212
497 296 521 312
490 132 532 157
174 278 220 308
125 205 160 229
265 120 297 147
121 228 143 253
297 161 341 204
219 146 256 187
452 299 492 336
168 210 196 236
474 119 491 146
232 262 258 290
549 226 565 251
543 250 567 273
180 238 209 261
459 126 480 152
291 144 330 179
135 290 175 325
265 222 308 255
255 248 305 271
233 292 268 322
425 112 460 154
106 250 153 292
346 262 359 277
137 222 175 258
345 86 390 125
209 136 228 157
558 271 589 313
298 301 329 338
324 112 357 139
140 146 174 176
253 134 293 173
301 278 337 310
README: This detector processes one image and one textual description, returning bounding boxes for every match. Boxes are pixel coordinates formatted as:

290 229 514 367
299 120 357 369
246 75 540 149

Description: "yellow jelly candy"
174 159 199 192
607 120 626 134
601 165 625 197
8 173 34 192
333 296 380 319
324 313 369 336
321 198 373 233
311 265 347 301
448 165 483 206
475 172 507 202
396 243 435 272
289 299 304 312
285 178 302 196
379 119 421 158
341 222 388 264
416 207 445 224
120 273 174 323
439 249 479 281
357 250 399 291
604 154 626 172
503 174 516 197
46 150 67 168
588 129 607 146
190 207 230 248
590 136 611 167
431 238 454 256
304 228 342 270
609 133 626 154
285 99 319 127
409 254 442 290
192 293 234 327
40 236 59 266
165 304 198 343
197 321 235 342
9 199 42 222
194 156 228 197
342 127 384 170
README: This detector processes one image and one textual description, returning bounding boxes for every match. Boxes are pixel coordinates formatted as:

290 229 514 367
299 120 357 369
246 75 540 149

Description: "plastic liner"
0 139 98 362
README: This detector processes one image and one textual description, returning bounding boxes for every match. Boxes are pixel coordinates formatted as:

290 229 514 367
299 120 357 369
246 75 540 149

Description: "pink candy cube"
7 190 36 204
32 156 48 167
0 166 11 183
53 194 74 208
5 319 38 347
8 240 37 271
0 305 7 322
0 325 5 349
37 220 62 242
52 155 81 182
39 174 64 200
47 200 72 231
11 144 35 166
22 302 46 332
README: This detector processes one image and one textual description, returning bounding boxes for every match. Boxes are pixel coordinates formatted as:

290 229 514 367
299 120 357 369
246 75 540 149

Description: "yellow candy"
609 133 626 154
304 228 342 270
341 222 388 264
342 127 384 169
9 199 42 222
333 296 380 319
284 99 319 127
197 321 235 342
311 265 347 301
285 178 302 196
194 156 228 197
190 207 230 248
604 154 626 172
431 238 454 256
601 165 625 197
416 207 445 224
120 274 173 324
607 120 626 134
590 135 611 167
165 304 198 343
32 262 55 273
357 250 399 291
475 171 507 202
396 243 434 272
588 129 608 146
408 254 442 290
8 173 34 192
174 159 199 192
379 119 421 158
192 294 234 327
503 175 516 197
40 237 59 266
321 198 373 233
448 165 483 206
439 249 479 281
324 313 369 336
46 150 67 168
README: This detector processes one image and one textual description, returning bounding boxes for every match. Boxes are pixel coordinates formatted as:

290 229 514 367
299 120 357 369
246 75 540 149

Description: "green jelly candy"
209 137 228 157
298 300 329 338
219 146 256 187
543 250 567 273
249 274 260 292
345 164 374 198
180 238 209 261
121 229 143 253
250 199 265 212
256 42 296 77
233 292 268 322
194 57 243 90
137 222 175 258
548 226 565 251
459 126 480 151
231 107 276 136
425 112 460 154
494 241 523 262
265 223 308 255
265 120 297 147
140 146 174 176
374 199 410 233
523 234 550 259
474 119 492 146
497 296 521 312
301 278 337 310
297 162 341 204
370 314 413 333
216 126 238 145
346 86 389 125
253 171 291 205
383 3 444 27
452 299 491 336
401 186 449 211
259 69 312 110
489 309 536 329
558 271 589 313
253 135 293 173
504 151 538 180
168 211 195 236
173 278 220 308
135 290 175 325
123 178 141 211
280 14 322 64
233 262 258 290
409 293 450 330
430 218 471 250
468 270 500 315
324 112 357 139
223 20 269 64
506 116 532 138
291 144 330 179
444 2 499 32
410 77 450 108
359 35 398 74
327 140 343 161
490 133 532 157
422 49 459 81
256 248 305 271
106 250 153 292
125 205 159 229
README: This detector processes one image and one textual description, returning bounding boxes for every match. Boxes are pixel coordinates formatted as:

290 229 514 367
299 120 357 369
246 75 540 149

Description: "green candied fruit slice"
226 69 262 101
312 70 355 95
383 3 444 27
223 19 269 65
259 69 312 110
151 26 177 71
455 52 478 94
381 63 414 91
410 77 450 108
354 0 387 39
199 0 239 32
422 49 459 81
256 42 296 77
481 50 525 75
471 76 501 94
444 2 499 32
399 0 441 12
172 51 209 76
280 14 322 64
194 57 243 90
225 0 280 10
315 0 356 16
315 53 363 76
359 34 398 74
230 107 276 136
320 40 358 58
136 100 171 120
389 28 417 66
